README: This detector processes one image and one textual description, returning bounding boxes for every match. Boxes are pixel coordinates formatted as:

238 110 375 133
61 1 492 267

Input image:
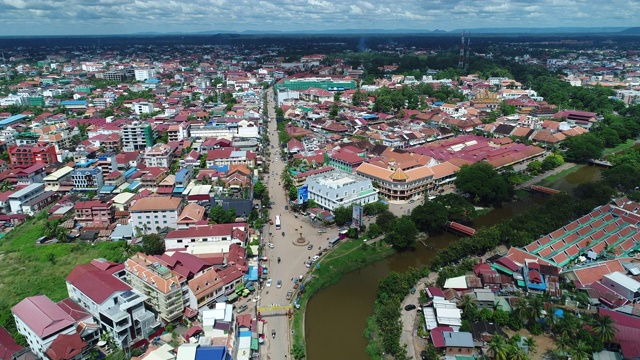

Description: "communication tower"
464 33 471 70
458 31 465 69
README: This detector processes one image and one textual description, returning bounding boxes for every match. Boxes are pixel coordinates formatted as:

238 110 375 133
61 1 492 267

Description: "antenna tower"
458 31 465 69
464 33 471 70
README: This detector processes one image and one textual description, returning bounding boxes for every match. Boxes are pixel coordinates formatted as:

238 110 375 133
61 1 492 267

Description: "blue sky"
0 0 637 36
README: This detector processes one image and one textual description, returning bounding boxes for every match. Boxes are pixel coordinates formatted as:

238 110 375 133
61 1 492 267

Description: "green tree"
454 163 514 206
209 205 236 224
590 314 616 343
292 343 306 360
410 201 448 234
526 160 542 175
488 334 509 360
541 153 564 171
384 216 418 249
375 210 397 232
433 193 476 222
563 133 605 163
332 205 353 226
253 181 267 200
142 234 164 255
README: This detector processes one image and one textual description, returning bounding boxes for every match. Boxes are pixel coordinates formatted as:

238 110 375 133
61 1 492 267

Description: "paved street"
258 88 333 360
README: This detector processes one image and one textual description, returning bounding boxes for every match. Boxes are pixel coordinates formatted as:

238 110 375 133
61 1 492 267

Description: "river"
305 198 544 360
305 164 608 360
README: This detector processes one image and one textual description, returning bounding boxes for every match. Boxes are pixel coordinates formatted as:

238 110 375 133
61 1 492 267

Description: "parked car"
307 244 313 250
317 229 327 234
272 329 276 338
237 304 248 313
408 199 415 204
404 304 417 311
284 205 289 211
266 278 272 287
277 280 282 288
268 243 275 249
312 255 320 262
286 290 293 300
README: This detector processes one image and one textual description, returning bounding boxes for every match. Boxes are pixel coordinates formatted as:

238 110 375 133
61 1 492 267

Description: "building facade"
129 196 183 234
304 170 379 211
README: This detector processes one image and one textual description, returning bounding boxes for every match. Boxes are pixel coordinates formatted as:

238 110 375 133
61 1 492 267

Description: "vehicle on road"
409 199 415 204
312 255 320 262
252 296 261 302
404 304 417 311
277 280 282 288
237 304 248 313
307 244 313 250
269 219 273 225
272 329 276 339
284 205 289 211
286 290 293 300
317 229 326 234
275 215 281 230
266 278 272 287
305 262 311 268
282 232 285 237
268 243 274 249
277 257 281 264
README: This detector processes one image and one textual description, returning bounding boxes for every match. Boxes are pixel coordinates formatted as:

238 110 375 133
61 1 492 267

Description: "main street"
258 87 328 360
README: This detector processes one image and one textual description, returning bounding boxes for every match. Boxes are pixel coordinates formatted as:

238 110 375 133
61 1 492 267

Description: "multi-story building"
11 295 77 359
132 101 154 115
121 122 155 152
66 259 157 348
205 148 256 169
167 123 190 142
356 162 434 202
96 153 118 178
8 144 57 167
303 170 379 211
73 200 114 226
124 253 188 323
144 144 174 168
72 167 104 192
129 196 183 234
8 183 45 214
103 70 127 82
134 69 156 81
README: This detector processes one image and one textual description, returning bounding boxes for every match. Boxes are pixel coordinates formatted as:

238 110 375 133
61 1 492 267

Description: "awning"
251 338 259 351
99 185 116 194
247 286 256 292
228 293 239 302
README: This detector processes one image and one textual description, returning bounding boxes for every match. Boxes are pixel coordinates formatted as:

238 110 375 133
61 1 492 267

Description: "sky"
0 0 638 36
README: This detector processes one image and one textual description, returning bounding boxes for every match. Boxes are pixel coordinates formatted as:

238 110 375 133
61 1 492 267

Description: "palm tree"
523 337 537 355
555 333 571 352
487 335 509 360
590 314 616 343
569 341 591 360
507 345 529 360
528 295 544 324
545 305 559 332
513 297 530 326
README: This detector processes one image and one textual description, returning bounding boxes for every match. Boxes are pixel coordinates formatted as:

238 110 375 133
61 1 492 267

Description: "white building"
129 196 183 234
134 68 156 82
304 170 379 211
121 122 154 151
144 143 174 168
602 271 640 303
8 183 45 214
164 223 247 251
132 101 155 115
66 259 157 348
11 295 77 359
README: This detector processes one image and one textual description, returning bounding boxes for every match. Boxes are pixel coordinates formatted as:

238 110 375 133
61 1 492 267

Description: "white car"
252 296 261 302
312 255 320 262
266 278 272 287
277 280 282 288
268 243 274 249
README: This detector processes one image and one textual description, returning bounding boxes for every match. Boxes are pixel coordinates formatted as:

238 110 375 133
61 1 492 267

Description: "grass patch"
537 164 583 187
515 189 530 198
603 139 636 156
0 217 132 331
290 239 394 357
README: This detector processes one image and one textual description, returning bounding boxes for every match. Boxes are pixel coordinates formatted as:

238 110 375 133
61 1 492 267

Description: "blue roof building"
195 346 232 360
0 114 28 129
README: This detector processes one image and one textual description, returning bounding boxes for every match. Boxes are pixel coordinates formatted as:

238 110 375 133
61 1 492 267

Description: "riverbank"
291 238 395 358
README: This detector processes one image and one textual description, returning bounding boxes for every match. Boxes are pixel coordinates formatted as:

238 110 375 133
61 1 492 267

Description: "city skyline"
0 0 638 36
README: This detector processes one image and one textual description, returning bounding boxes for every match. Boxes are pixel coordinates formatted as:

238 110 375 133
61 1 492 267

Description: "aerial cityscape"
1 8 640 360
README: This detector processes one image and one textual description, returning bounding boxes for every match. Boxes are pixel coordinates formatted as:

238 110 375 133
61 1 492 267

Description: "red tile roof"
45 333 86 360
65 262 130 304
0 326 23 360
11 295 75 338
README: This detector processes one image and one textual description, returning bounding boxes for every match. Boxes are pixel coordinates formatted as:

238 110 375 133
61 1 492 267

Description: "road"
258 87 331 360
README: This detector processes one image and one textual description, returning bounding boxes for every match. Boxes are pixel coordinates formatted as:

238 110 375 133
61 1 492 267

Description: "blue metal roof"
100 185 116 194
195 346 230 360
128 181 141 191
0 114 27 126
123 168 137 179
175 168 188 182
60 100 87 105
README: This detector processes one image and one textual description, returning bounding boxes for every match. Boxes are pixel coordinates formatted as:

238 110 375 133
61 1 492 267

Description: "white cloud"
0 0 636 35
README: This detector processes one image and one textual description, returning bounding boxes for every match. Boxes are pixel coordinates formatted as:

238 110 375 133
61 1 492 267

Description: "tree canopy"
410 202 448 234
384 216 418 249
454 163 514 206
142 234 164 255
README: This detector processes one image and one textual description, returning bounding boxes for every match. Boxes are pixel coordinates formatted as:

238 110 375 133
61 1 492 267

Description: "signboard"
352 205 363 229
297 185 309 205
